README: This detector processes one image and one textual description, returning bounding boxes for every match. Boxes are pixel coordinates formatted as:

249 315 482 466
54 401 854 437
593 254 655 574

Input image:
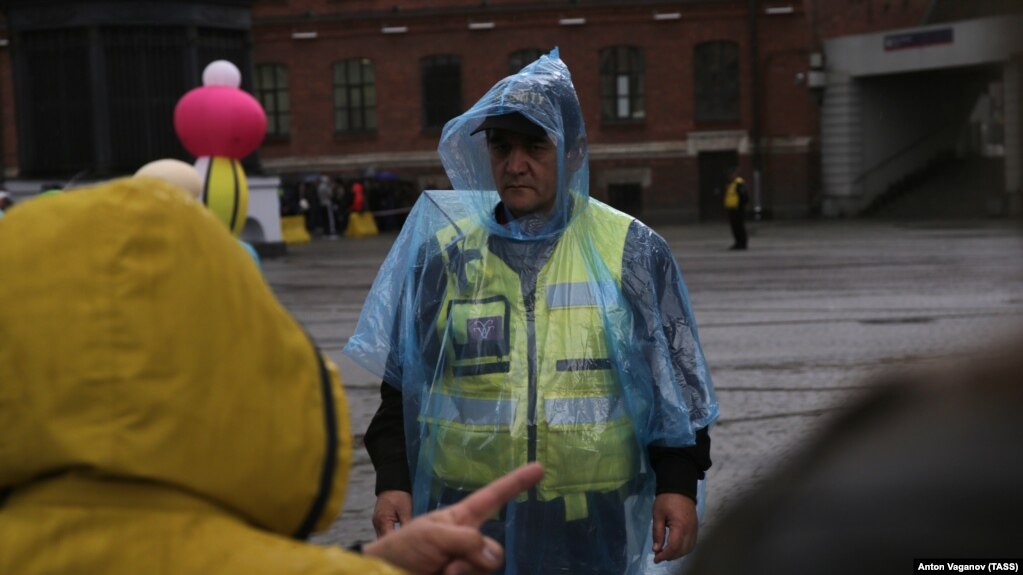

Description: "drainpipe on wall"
748 0 764 219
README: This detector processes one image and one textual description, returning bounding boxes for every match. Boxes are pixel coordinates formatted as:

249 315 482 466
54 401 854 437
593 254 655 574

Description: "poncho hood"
438 47 587 240
0 178 351 539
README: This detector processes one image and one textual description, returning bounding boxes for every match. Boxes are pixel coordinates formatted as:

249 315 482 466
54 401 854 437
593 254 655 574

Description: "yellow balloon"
195 156 249 236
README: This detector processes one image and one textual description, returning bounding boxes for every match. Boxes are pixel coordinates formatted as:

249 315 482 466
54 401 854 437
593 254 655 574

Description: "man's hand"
651 493 698 563
373 490 413 537
363 463 543 575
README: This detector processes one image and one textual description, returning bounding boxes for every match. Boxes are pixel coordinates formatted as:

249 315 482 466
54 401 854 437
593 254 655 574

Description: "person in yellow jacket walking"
345 49 718 575
0 176 543 575
723 167 749 250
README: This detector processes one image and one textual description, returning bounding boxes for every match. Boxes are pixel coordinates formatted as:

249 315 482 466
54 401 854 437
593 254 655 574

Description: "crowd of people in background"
280 172 422 238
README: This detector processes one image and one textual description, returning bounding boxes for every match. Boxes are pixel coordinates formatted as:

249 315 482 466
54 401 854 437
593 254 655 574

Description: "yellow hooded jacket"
0 179 402 575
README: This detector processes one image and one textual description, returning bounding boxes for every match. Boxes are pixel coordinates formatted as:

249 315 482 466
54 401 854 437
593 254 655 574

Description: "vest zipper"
526 295 538 499
487 233 557 502
524 273 539 503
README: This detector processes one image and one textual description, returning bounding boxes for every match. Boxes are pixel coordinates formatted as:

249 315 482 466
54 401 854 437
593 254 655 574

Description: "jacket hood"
0 178 350 538
438 47 588 240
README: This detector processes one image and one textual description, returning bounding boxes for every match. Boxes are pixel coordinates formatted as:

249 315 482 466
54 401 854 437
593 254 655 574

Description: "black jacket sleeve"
648 428 711 501
736 180 749 208
364 238 447 495
364 381 412 494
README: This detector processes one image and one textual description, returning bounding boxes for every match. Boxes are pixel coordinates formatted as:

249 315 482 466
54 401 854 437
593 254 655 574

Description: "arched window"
333 58 376 133
599 46 645 122
694 41 740 123
255 63 289 138
509 48 545 74
421 54 462 129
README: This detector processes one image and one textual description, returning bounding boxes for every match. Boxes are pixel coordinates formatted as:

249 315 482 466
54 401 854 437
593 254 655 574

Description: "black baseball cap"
470 111 547 139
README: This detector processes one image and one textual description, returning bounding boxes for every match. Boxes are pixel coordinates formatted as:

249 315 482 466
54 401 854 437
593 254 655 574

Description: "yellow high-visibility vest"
724 176 745 209
425 202 639 519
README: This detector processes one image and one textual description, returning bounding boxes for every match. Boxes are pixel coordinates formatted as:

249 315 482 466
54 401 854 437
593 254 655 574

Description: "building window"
608 182 643 217
255 63 289 138
334 58 376 133
421 54 461 129
599 46 645 122
694 41 740 123
509 48 545 74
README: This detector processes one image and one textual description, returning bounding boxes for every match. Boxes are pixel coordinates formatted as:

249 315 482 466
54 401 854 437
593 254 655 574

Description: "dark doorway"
4 2 253 179
698 150 738 221
607 183 642 217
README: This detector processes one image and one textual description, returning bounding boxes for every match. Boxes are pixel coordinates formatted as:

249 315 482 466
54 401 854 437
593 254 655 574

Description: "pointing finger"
449 463 543 527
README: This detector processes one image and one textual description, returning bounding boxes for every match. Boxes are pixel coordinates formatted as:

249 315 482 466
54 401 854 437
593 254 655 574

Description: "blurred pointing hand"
362 463 544 575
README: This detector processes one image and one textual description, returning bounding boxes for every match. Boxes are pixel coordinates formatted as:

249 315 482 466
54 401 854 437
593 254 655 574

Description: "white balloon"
135 158 203 199
202 60 241 88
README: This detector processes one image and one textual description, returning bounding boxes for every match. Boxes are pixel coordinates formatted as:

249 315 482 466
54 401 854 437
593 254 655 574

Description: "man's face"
487 129 558 218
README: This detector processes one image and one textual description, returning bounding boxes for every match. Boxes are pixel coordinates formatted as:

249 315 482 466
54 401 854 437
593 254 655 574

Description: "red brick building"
1 0 1016 221
249 0 846 221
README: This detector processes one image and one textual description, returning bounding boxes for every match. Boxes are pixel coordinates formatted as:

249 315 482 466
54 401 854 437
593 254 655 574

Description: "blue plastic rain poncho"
345 49 718 574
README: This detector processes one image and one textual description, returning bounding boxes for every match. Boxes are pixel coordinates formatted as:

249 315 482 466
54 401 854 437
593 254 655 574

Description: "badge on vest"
449 297 511 364
468 316 503 342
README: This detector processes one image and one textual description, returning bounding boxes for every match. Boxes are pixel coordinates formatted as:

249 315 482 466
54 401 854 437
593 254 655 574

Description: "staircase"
861 154 1004 219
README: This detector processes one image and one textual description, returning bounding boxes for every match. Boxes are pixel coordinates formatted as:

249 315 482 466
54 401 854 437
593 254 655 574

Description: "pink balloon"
174 86 267 159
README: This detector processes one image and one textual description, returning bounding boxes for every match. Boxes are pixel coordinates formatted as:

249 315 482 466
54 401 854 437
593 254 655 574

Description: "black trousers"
727 208 747 248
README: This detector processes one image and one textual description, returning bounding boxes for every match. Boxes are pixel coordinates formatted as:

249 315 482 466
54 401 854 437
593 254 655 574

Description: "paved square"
262 218 1023 547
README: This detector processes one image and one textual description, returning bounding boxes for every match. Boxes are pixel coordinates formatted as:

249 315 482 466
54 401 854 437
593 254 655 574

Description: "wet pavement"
261 217 1023 548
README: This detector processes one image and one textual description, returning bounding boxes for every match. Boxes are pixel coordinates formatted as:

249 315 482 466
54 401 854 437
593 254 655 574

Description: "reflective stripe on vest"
546 281 617 309
427 394 623 427
428 394 518 426
545 396 626 426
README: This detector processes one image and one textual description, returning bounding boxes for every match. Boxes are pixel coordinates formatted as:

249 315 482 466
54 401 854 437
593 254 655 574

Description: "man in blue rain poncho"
345 49 718 575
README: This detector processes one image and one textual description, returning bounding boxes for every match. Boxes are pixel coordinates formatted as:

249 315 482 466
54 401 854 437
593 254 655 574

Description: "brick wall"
251 0 823 218
806 0 931 39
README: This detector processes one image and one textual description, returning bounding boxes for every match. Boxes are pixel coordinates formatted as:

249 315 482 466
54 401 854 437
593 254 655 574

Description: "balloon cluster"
173 60 267 236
